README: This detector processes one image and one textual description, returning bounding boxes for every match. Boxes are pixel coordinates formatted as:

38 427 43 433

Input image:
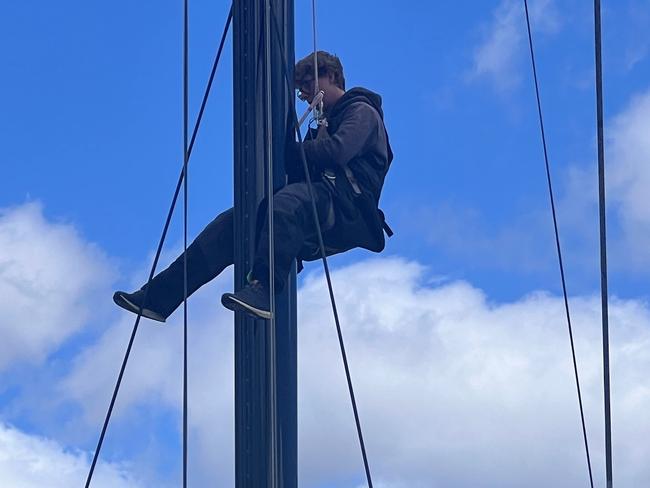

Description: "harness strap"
378 209 393 237
382 220 394 237
343 166 362 195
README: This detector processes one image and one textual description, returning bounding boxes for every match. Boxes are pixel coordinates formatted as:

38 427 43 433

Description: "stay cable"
523 1 594 486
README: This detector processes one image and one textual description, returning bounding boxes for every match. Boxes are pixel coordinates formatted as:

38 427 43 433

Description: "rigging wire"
593 0 613 486
522 2 594 487
269 8 374 488
83 8 232 487
182 0 190 485
262 0 279 485
84 2 616 486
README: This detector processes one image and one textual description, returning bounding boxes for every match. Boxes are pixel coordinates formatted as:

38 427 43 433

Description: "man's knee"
195 207 234 262
277 182 310 201
273 183 311 214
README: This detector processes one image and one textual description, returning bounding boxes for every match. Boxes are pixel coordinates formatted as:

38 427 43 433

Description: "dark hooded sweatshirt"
286 87 394 262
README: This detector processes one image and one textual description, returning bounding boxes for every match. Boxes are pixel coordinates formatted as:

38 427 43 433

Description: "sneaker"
221 281 272 320
113 290 167 323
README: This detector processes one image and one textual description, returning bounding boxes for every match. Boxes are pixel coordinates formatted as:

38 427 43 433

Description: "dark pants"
141 181 333 317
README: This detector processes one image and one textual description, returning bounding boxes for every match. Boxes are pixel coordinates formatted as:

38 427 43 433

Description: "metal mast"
233 1 296 487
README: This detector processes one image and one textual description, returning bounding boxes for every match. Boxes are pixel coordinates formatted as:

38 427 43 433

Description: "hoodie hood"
328 87 385 120
323 86 394 196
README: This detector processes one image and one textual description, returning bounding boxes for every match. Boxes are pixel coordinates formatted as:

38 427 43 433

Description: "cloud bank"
0 202 115 372
0 422 141 488
1 192 649 487
57 257 650 487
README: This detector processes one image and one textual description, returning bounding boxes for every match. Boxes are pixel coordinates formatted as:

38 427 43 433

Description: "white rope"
264 0 278 485
312 0 318 91
298 90 324 126
264 1 275 321
311 0 324 123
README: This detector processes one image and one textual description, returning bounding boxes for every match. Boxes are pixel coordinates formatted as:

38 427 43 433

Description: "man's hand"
316 122 329 140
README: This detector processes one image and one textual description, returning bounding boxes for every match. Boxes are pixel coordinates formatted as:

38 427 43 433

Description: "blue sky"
1 0 650 486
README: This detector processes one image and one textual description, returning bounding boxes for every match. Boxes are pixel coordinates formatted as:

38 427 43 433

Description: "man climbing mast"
113 51 393 321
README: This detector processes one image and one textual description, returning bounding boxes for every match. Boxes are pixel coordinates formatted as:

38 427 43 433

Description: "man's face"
296 77 316 103
296 75 331 105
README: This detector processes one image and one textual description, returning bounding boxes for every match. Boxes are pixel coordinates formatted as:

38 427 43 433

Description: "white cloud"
608 89 650 266
622 2 650 71
58 257 650 487
398 83 650 278
1 197 641 486
398 201 556 275
0 202 115 371
552 87 650 274
1 202 646 486
58 270 236 485
470 0 560 91
0 422 141 488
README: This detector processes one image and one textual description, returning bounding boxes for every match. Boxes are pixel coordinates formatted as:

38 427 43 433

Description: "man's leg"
252 182 333 290
221 182 332 319
114 207 234 321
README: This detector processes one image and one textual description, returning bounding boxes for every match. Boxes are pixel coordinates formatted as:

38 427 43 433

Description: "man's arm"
284 127 319 183
302 102 380 171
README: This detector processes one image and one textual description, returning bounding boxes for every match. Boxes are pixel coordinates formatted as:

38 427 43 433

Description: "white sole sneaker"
114 291 167 323
221 293 273 320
